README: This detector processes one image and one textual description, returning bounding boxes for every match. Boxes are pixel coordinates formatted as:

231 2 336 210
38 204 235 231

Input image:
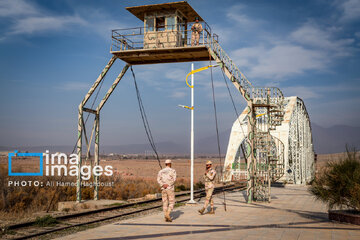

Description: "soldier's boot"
165 211 172 222
208 208 215 214
198 207 205 215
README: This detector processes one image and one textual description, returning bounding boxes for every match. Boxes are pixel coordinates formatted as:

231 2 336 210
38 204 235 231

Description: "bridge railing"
250 87 284 106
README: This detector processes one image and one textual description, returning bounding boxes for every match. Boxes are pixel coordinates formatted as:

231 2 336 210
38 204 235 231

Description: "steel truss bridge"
223 97 315 190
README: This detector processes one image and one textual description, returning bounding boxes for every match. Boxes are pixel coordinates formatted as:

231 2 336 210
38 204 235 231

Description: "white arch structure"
223 96 315 185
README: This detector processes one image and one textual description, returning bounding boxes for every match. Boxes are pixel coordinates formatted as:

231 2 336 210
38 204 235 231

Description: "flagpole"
188 63 196 204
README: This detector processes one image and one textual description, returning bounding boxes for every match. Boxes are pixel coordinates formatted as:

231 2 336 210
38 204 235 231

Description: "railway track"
1 183 246 240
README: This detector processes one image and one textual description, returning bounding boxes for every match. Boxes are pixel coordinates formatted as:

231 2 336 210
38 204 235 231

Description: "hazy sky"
0 0 360 147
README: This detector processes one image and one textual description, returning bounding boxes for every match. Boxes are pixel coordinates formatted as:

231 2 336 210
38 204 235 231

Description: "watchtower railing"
111 22 284 107
111 21 212 52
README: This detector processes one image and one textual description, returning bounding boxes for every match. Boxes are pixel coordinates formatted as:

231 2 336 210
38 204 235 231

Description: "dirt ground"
315 152 347 170
104 158 221 182
0 152 352 225
0 155 222 225
0 152 350 180
0 156 221 182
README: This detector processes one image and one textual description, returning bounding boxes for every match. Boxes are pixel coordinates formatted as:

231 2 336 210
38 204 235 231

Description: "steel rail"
4 184 246 240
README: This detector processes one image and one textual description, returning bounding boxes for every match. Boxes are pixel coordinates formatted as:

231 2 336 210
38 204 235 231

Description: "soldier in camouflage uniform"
198 160 216 215
157 159 177 222
191 17 203 46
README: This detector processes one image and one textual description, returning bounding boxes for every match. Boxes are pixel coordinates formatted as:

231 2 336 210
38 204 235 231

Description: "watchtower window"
166 16 175 30
156 17 165 31
145 17 154 32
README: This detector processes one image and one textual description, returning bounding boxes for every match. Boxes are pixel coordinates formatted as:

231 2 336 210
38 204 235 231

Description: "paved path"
55 186 360 240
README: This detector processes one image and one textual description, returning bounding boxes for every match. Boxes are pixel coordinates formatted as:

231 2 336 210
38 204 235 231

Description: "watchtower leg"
93 64 129 200
94 113 100 200
76 56 117 203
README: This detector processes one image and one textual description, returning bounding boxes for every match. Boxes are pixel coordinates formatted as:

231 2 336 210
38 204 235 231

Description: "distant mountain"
195 129 231 154
311 123 360 154
2 145 74 153
194 123 360 155
4 142 188 155
0 146 12 151
100 142 187 154
2 124 359 155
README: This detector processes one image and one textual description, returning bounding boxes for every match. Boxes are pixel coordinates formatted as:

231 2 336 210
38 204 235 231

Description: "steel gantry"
75 1 314 203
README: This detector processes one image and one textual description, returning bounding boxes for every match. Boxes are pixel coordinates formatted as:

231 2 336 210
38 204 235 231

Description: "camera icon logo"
8 150 43 176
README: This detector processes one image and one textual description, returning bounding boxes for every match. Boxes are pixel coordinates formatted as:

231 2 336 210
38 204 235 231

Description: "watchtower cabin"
111 1 217 64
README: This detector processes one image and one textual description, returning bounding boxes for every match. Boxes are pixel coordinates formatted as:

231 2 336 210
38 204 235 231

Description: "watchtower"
111 1 213 64
75 1 303 205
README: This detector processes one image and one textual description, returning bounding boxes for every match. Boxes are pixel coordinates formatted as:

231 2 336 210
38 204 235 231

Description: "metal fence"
111 21 213 51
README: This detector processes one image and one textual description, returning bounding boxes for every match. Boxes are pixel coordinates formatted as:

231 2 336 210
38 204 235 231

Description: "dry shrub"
0 164 200 220
309 149 360 211
0 171 160 216
99 176 160 200
0 166 77 215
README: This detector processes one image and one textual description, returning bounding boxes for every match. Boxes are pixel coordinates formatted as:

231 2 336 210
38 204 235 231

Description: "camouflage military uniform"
157 166 176 216
191 22 203 46
203 168 216 209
